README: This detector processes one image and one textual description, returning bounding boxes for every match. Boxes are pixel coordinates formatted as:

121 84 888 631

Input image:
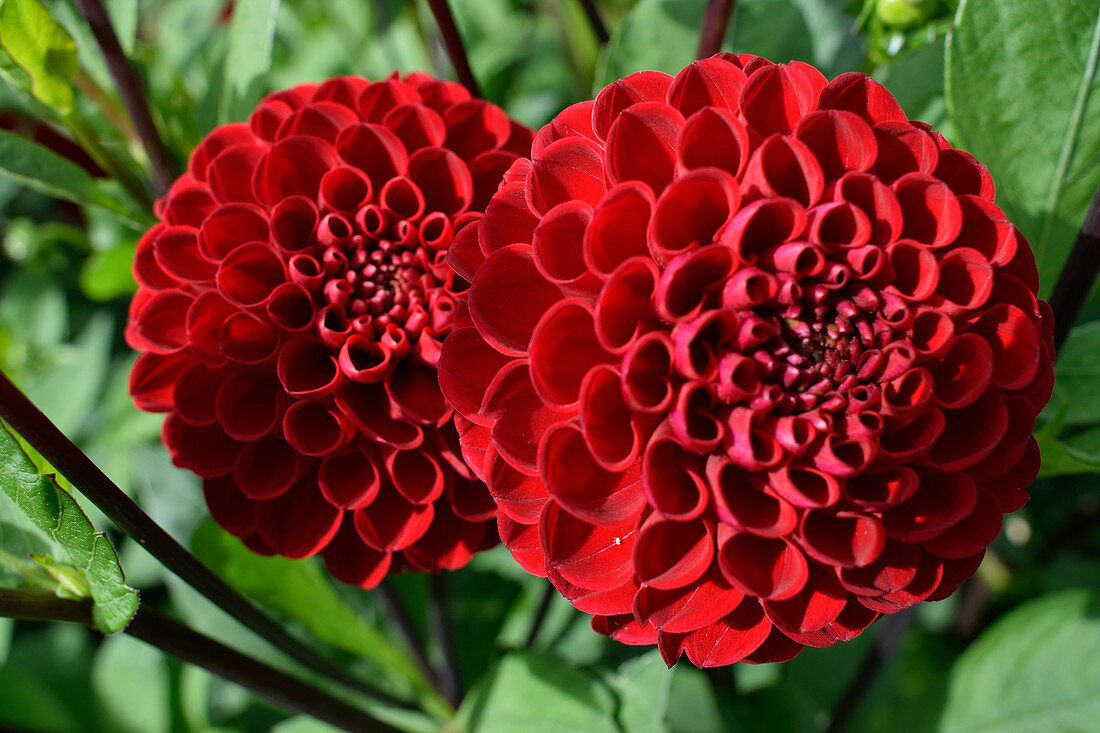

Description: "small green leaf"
946 0 1100 295
221 0 280 122
457 650 619 733
31 553 92 599
190 521 445 714
0 420 138 633
80 242 138 301
940 589 1100 732
0 0 78 111
0 130 146 226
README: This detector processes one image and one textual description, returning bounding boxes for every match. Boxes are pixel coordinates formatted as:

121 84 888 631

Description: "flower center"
307 203 454 354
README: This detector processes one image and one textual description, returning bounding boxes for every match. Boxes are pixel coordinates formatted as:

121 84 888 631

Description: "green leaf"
80 242 138 301
20 311 113 438
0 0 78 111
0 130 146 226
189 521 444 713
221 0 280 122
609 650 673 733
0 617 11 666
1050 320 1100 424
92 634 171 733
946 0 1100 295
0 420 138 632
940 588 1100 732
457 649 619 733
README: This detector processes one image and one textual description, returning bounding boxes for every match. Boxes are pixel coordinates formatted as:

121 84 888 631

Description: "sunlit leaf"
947 0 1100 295
0 420 138 633
941 589 1100 732
0 0 77 111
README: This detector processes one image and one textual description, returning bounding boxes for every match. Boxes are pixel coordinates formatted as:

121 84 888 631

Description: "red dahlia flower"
127 73 532 587
438 55 1054 666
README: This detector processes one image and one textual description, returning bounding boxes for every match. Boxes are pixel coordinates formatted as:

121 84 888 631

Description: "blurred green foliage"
0 0 1096 731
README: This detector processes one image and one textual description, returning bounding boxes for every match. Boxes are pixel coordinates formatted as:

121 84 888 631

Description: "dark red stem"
1048 181 1100 356
425 0 481 98
697 0 736 59
0 370 395 704
0 589 398 733
825 609 914 733
375 579 434 681
577 0 610 45
427 574 461 707
71 0 177 195
524 583 555 647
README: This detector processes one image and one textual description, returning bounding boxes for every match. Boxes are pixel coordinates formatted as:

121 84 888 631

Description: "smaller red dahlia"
127 73 532 587
439 54 1054 666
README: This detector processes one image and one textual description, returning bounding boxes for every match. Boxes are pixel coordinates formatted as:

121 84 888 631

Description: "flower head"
127 73 532 587
438 55 1054 666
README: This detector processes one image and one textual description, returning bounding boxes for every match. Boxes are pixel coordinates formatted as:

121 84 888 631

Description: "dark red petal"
680 598 773 667
540 422 644 526
633 514 714 590
717 527 809 601
540 501 635 591
354 488 434 551
527 136 607 216
319 449 381 510
255 475 342 558
322 519 392 589
591 70 674 141
818 72 906 124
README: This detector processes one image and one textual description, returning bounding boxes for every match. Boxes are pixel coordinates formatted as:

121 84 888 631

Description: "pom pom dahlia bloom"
438 55 1054 666
127 73 532 587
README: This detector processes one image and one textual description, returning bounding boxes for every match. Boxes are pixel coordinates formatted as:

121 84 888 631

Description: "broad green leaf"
92 634 171 733
663 665 726 733
596 0 815 89
190 522 443 713
610 650 673 733
940 589 1100 732
221 0 280 122
946 0 1100 295
1050 320 1100 424
0 130 145 225
0 420 138 632
457 649 618 733
0 0 77 111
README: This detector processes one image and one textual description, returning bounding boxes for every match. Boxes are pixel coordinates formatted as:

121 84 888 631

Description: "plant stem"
71 0 177 195
0 371 401 706
525 583 555 647
375 579 434 681
1048 181 1100 355
697 0 736 59
64 109 155 212
0 589 400 733
425 0 481 98
577 0 610 45
825 609 914 733
427 574 461 707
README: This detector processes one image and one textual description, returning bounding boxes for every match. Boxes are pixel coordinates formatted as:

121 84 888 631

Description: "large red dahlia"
438 55 1054 666
127 73 532 587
